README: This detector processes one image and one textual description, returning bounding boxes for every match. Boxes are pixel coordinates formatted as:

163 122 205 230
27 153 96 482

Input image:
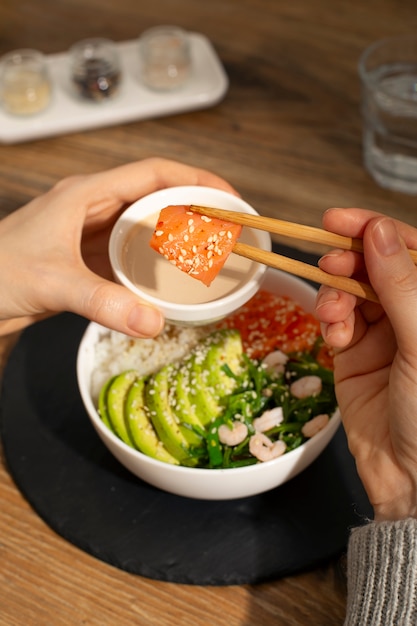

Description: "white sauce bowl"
109 186 271 324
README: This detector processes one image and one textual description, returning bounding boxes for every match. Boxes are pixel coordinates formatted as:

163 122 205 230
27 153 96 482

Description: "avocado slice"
98 375 117 433
173 355 210 429
106 370 137 447
187 330 246 425
145 363 200 465
125 377 179 465
188 352 221 425
205 329 246 395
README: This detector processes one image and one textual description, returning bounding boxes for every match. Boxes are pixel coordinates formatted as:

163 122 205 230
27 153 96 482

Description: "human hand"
0 157 236 337
315 208 417 522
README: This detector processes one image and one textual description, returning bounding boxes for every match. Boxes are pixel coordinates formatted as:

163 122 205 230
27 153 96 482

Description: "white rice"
91 323 213 401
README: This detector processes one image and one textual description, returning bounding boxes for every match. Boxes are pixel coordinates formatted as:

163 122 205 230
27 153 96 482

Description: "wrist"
373 501 417 522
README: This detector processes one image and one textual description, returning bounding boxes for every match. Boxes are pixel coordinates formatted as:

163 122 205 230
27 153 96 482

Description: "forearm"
345 518 417 625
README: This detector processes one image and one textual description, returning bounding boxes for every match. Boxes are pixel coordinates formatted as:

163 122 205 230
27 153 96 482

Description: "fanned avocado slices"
97 329 248 466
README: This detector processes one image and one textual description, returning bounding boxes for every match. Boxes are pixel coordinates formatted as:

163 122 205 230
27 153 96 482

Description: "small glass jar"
0 49 51 116
70 38 121 102
139 26 192 91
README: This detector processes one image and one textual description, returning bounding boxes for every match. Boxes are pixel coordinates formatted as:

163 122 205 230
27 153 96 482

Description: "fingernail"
318 249 344 267
127 305 164 336
322 321 347 343
315 288 340 311
372 218 402 256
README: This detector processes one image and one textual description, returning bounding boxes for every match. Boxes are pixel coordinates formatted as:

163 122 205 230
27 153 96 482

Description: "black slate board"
0 246 372 585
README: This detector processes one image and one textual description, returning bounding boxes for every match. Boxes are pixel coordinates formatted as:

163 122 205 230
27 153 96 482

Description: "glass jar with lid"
0 48 52 116
139 26 192 91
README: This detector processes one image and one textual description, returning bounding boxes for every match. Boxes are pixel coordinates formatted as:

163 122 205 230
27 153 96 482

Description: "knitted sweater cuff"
344 518 417 625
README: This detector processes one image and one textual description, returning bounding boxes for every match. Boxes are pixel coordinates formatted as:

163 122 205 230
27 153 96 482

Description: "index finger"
323 207 417 251
73 158 238 224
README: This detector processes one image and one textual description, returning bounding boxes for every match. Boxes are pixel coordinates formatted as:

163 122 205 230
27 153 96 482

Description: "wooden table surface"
1 2 417 624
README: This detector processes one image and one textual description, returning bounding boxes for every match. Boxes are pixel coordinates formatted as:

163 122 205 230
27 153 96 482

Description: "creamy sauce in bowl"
122 212 260 305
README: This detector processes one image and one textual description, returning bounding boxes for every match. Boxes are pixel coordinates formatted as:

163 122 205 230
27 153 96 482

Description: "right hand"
315 208 417 522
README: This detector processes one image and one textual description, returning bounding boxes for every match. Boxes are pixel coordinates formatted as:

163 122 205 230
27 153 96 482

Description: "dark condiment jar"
70 38 121 102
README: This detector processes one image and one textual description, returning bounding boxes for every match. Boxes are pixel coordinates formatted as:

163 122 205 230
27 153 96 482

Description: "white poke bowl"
108 185 271 325
77 269 341 500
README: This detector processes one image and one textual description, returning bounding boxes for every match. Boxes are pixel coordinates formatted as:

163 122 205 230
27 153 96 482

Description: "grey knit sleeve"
344 518 417 625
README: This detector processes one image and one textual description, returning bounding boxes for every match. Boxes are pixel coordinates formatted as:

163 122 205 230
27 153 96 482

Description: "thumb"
64 272 164 337
365 217 417 351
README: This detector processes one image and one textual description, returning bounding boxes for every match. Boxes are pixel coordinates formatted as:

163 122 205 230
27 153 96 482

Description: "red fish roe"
217 289 333 366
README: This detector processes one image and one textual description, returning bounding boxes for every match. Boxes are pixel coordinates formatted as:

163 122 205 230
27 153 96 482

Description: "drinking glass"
359 35 417 194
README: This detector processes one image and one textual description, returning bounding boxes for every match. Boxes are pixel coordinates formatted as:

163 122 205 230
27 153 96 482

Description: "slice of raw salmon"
149 205 242 286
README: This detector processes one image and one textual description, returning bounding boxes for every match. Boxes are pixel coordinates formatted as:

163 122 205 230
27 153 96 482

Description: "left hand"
0 158 237 337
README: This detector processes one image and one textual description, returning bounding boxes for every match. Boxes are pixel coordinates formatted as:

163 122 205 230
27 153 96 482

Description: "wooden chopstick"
190 204 383 303
233 242 379 303
190 204 417 263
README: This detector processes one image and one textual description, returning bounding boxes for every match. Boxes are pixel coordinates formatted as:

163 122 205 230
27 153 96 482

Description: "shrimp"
290 375 322 399
301 413 329 438
218 421 248 446
262 350 288 374
253 406 284 433
249 433 286 462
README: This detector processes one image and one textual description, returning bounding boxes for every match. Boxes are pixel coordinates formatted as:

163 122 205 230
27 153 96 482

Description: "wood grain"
1 1 417 623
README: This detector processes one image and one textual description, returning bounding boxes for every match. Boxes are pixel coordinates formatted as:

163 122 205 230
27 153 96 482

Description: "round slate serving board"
0 311 372 585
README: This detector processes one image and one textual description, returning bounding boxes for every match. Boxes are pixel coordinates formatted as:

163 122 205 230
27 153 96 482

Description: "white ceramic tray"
0 33 229 144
